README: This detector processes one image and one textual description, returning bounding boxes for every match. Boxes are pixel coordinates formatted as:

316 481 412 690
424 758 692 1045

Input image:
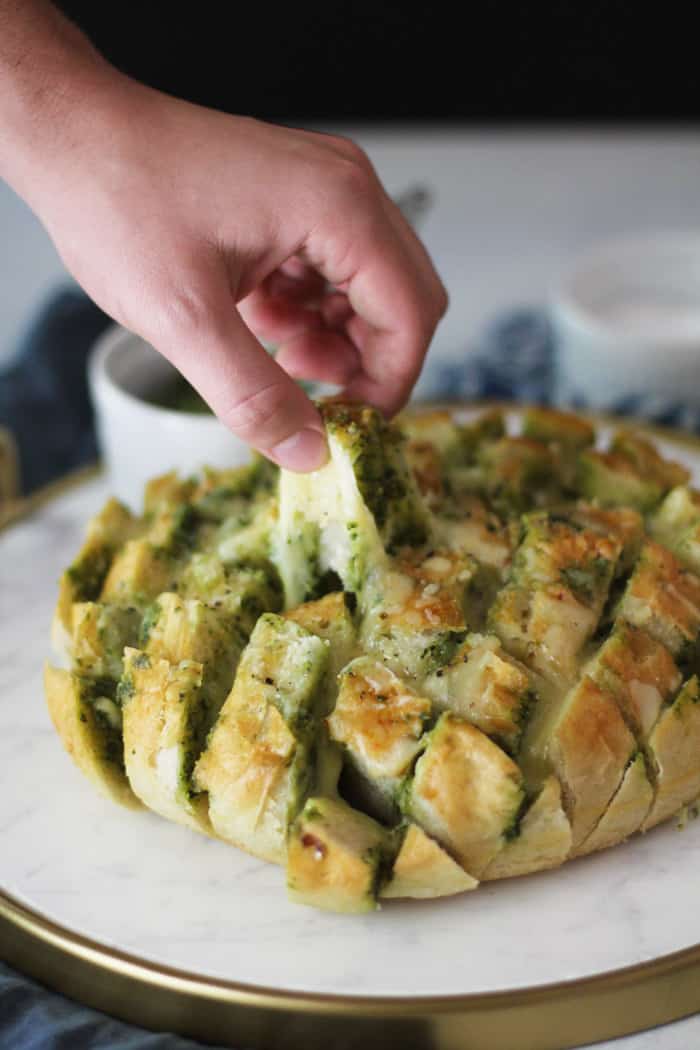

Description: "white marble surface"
3 428 700 1050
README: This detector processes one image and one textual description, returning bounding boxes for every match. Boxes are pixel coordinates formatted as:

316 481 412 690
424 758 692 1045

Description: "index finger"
302 173 448 416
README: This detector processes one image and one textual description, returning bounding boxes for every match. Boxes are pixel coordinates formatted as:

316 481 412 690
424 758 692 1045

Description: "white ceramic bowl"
551 232 700 416
88 326 251 509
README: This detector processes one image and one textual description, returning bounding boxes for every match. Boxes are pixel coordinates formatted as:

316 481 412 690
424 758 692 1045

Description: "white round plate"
3 409 700 1048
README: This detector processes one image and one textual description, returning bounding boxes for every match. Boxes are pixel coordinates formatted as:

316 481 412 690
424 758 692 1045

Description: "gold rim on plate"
4 887 700 1050
4 403 700 1049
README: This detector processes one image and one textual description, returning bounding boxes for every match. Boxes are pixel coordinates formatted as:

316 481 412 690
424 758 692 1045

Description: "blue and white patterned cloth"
1 286 699 1048
422 307 700 432
3 287 700 500
419 307 556 405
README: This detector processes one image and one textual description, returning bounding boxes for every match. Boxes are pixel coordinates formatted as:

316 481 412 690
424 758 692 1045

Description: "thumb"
155 303 328 472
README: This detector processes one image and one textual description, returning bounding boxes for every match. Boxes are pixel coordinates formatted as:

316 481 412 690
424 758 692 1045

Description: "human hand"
3 60 447 470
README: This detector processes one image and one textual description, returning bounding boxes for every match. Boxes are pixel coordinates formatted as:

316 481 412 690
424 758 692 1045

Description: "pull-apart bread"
47 403 700 912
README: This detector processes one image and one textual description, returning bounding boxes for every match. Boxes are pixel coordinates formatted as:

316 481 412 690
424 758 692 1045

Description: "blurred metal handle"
393 185 433 230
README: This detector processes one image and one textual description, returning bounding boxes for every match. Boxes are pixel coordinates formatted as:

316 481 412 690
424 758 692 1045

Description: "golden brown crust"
406 714 523 877
121 651 212 834
381 824 478 899
435 496 514 571
523 405 595 447
100 539 174 604
618 542 700 655
143 472 196 512
499 584 598 686
328 658 430 782
642 678 700 830
194 692 295 864
549 676 636 850
193 615 327 863
284 592 357 684
287 796 386 913
575 754 653 856
483 777 572 880
587 625 681 738
397 410 463 453
523 519 621 582
568 504 644 562
423 634 531 754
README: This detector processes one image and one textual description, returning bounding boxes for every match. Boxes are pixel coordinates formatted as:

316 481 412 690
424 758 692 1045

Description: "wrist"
0 4 122 205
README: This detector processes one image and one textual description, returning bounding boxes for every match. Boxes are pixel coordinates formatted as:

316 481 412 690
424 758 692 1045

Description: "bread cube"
423 633 535 754
402 712 524 876
287 796 389 913
381 824 478 899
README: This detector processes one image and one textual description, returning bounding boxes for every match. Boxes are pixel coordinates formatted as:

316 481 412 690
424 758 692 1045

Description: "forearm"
0 0 115 199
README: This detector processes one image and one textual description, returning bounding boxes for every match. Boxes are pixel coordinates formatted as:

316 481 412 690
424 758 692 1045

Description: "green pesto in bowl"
143 376 213 415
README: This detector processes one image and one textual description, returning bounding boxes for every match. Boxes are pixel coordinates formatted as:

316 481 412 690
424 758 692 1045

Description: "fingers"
145 282 328 472
241 234 445 414
232 132 447 418
238 263 329 345
275 329 360 386
380 192 449 325
300 160 448 417
239 267 359 383
238 288 323 346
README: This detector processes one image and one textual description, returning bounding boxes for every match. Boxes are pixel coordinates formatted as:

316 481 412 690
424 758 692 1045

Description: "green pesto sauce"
116 674 135 706
503 792 530 842
182 693 211 794
560 555 612 606
78 680 125 771
67 548 113 601
139 600 162 647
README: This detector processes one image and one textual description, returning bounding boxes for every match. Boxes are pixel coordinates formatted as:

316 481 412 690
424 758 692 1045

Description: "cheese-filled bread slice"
193 615 328 862
121 649 211 833
44 664 138 809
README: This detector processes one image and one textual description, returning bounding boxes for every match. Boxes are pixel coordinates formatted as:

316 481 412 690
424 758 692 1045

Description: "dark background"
56 1 697 124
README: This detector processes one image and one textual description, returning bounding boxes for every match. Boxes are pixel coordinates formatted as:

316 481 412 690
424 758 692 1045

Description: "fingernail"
270 427 328 472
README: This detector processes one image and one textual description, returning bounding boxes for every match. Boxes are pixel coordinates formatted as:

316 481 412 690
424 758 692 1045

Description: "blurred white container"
88 326 251 509
551 233 700 415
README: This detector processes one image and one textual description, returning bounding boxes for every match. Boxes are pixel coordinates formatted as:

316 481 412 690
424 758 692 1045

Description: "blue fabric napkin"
0 287 112 495
0 963 230 1049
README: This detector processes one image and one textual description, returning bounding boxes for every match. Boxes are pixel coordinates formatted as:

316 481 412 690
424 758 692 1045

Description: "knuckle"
330 155 376 207
330 135 372 170
219 381 290 440
153 283 217 340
